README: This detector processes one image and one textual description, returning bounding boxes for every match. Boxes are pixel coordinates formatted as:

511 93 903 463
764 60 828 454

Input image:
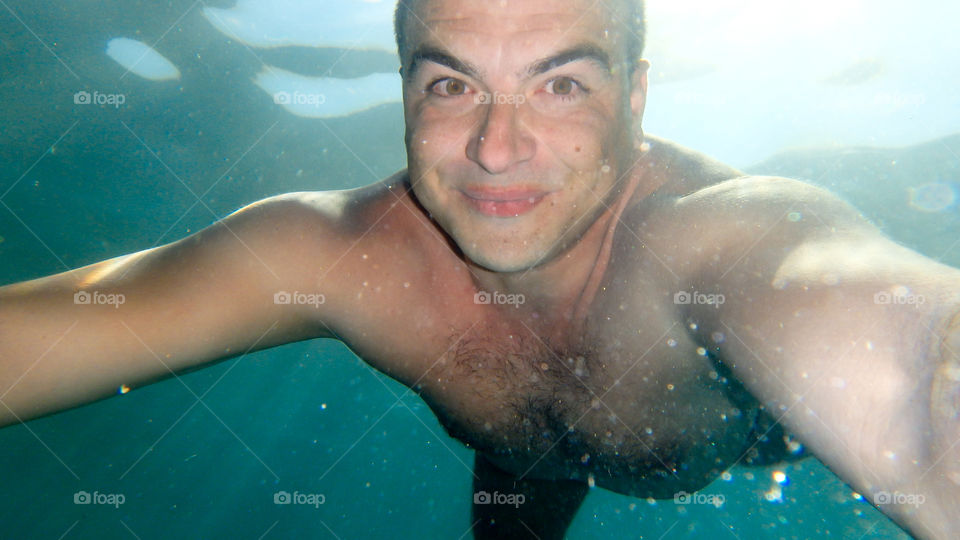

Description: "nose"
465 100 536 174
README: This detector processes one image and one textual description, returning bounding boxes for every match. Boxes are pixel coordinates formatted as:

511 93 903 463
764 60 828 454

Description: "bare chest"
411 310 758 496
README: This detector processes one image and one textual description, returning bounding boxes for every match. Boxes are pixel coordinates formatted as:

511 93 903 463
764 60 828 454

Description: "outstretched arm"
0 194 337 427
667 177 960 539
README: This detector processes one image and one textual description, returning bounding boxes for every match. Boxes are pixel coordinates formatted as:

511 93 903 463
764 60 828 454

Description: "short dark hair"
393 0 646 74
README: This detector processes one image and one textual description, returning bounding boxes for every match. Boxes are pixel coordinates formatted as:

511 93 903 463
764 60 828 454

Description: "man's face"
401 0 648 273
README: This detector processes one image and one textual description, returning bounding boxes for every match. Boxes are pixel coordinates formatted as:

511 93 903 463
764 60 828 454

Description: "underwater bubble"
773 470 789 485
786 438 803 454
908 182 957 213
764 485 783 503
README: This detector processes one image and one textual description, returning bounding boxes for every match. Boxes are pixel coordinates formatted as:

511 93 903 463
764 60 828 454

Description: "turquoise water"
1 1 958 538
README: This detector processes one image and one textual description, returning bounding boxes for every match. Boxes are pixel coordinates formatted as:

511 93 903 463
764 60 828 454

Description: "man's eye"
430 78 469 97
545 76 583 97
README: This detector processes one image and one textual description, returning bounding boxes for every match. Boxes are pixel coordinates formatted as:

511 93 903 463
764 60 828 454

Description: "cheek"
536 111 617 163
407 113 474 168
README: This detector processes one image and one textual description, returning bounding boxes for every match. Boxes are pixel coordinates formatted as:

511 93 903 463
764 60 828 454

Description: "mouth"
460 187 550 218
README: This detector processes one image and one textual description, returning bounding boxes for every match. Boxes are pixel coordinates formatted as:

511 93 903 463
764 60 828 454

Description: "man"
1 0 958 538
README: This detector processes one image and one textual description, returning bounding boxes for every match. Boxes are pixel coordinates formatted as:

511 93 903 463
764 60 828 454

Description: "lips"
460 187 549 218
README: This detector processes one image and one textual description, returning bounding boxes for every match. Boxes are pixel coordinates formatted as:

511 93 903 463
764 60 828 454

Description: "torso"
315 138 767 497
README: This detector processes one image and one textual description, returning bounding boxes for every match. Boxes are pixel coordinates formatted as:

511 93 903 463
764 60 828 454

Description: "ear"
630 59 651 134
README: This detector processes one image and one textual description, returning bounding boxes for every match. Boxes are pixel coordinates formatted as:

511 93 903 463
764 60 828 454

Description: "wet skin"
3 0 960 539
332 149 773 498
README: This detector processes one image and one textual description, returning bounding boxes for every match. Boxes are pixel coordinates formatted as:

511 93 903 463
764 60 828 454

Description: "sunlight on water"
105 37 180 81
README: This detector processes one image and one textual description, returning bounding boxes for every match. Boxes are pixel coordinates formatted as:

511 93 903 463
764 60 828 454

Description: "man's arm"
665 177 960 539
0 193 338 427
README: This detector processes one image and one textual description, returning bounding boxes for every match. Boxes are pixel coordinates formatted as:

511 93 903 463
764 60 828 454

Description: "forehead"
403 0 628 66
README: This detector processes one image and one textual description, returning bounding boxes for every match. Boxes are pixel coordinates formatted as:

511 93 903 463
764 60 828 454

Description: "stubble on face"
401 0 641 274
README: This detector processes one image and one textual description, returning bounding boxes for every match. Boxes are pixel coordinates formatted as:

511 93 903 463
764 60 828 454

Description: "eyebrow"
406 47 482 81
527 44 612 77
405 43 612 82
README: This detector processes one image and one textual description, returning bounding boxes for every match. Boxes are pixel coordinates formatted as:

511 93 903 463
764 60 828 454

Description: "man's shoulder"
249 172 405 218
645 175 868 240
234 171 416 238
673 175 866 230
638 136 744 198
636 137 857 208
620 174 873 281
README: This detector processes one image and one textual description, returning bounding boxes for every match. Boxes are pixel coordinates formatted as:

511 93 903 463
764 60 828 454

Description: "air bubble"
773 470 789 485
909 182 957 213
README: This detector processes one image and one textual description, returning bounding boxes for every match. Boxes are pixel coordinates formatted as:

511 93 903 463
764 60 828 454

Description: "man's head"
395 0 646 77
395 0 650 273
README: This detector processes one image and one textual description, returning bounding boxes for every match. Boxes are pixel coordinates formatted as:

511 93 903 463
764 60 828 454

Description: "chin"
460 237 560 274
468 254 537 274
